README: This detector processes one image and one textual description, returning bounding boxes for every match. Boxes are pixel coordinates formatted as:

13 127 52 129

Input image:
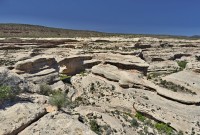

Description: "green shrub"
0 85 14 101
177 61 187 69
89 119 101 134
59 74 71 81
144 119 153 127
39 83 52 96
177 131 184 135
49 92 70 109
131 118 139 127
135 112 146 122
155 123 173 135
80 71 87 76
90 83 95 93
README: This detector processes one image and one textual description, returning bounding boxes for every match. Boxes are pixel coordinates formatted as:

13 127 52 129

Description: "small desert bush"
39 83 52 96
177 61 187 70
135 112 146 122
59 74 71 81
155 122 173 135
0 85 13 101
131 118 139 127
0 85 20 104
0 71 21 103
49 91 70 109
89 119 101 134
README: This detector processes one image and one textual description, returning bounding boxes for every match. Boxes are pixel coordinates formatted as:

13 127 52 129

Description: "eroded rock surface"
0 102 47 135
19 112 96 135
1 36 200 135
14 56 59 84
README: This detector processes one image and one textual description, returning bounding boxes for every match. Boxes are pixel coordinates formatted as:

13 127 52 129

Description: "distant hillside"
190 35 200 38
0 23 199 39
0 23 111 38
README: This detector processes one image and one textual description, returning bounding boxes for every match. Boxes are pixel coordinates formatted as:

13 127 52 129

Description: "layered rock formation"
0 36 200 135
14 56 59 84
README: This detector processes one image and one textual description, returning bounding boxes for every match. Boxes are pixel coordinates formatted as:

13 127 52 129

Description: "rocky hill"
0 23 198 39
0 36 200 135
0 23 110 38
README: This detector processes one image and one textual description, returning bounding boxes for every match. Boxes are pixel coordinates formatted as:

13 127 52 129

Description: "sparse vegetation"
0 24 198 39
177 61 187 70
0 58 16 66
59 74 71 81
177 130 184 135
89 119 101 135
80 71 87 76
135 112 146 122
195 55 200 61
160 79 196 95
49 91 70 109
111 85 115 91
147 72 161 80
90 83 95 93
0 85 15 102
0 71 21 103
154 122 174 135
39 83 52 96
131 118 139 127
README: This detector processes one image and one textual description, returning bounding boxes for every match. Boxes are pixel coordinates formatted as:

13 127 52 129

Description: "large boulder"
59 55 93 75
94 53 149 75
13 56 59 84
91 64 148 89
148 61 180 74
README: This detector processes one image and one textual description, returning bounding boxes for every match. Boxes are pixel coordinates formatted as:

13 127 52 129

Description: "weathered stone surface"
186 62 200 73
93 53 149 75
19 112 96 135
92 64 147 89
156 86 200 104
0 102 47 135
18 93 49 104
162 70 200 96
148 61 180 74
59 55 92 75
1 36 200 135
0 67 39 93
0 67 24 88
91 64 159 92
14 56 59 84
15 56 58 74
91 64 200 104
83 59 101 69
133 89 200 134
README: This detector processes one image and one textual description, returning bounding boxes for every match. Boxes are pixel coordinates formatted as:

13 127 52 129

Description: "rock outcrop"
0 102 47 135
14 56 59 84
59 55 93 75
19 112 96 135
1 36 200 135
94 53 149 75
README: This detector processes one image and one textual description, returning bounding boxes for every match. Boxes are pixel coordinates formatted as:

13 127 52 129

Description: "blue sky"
0 0 200 35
